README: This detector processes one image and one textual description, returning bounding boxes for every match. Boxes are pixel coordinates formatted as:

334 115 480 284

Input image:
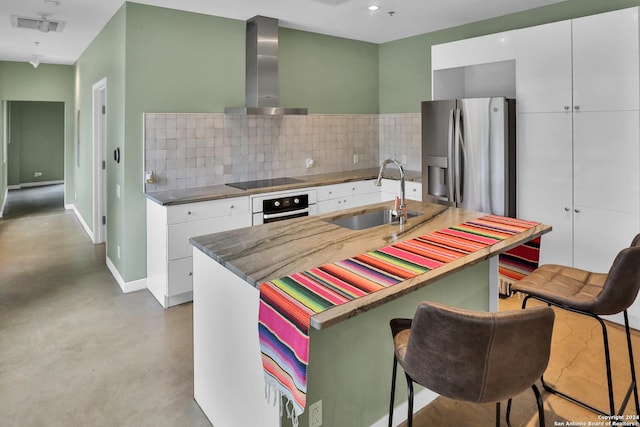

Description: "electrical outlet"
309 400 322 427
116 184 121 199
401 154 408 164
34 171 43 177
117 245 121 259
353 154 359 164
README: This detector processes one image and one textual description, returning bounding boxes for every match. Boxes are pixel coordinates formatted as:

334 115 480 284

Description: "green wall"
74 5 126 266
8 101 64 186
379 0 640 113
279 28 379 114
122 3 245 281
0 62 74 212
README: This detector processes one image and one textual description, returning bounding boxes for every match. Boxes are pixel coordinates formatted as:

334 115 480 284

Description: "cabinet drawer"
168 214 251 260
167 197 249 224
406 182 422 201
317 180 377 201
317 183 352 201
168 257 193 296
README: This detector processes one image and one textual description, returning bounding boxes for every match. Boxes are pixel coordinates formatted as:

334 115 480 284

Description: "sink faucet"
375 158 406 225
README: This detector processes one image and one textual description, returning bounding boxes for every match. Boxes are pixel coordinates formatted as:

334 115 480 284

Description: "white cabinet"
432 31 517 100
380 179 422 203
516 113 573 267
515 20 572 113
572 9 639 112
516 7 640 273
432 30 517 71
146 196 251 308
516 8 639 114
316 180 380 214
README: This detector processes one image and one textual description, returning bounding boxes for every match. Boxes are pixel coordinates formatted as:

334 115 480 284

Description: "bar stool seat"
512 235 640 416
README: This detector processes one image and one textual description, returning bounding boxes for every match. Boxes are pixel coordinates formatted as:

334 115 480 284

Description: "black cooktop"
226 177 305 190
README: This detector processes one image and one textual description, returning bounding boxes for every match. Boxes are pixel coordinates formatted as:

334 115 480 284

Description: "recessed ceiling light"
368 5 380 11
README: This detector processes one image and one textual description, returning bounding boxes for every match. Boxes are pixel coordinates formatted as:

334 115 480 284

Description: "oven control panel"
263 195 308 214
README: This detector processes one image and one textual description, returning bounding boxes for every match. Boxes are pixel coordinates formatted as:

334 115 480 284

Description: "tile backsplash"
144 112 421 192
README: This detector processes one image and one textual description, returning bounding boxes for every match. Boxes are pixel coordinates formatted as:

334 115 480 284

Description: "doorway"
6 101 65 189
92 78 107 245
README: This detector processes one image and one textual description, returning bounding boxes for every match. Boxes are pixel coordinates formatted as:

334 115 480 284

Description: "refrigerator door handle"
454 107 463 205
447 108 455 204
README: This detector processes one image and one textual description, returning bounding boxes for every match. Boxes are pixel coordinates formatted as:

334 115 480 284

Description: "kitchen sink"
328 209 422 230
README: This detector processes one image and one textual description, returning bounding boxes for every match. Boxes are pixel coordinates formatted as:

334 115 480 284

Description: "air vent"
11 15 66 33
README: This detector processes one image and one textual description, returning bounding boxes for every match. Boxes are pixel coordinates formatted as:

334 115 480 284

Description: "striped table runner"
257 214 540 419
498 237 542 295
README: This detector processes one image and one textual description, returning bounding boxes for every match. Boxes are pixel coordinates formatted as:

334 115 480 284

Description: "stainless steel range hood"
225 16 308 115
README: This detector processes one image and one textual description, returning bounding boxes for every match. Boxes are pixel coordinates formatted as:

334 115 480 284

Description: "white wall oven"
251 189 318 225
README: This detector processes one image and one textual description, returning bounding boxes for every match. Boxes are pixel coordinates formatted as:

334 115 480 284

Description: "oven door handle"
263 207 310 220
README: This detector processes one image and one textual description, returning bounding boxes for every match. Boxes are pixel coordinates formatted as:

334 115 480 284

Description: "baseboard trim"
67 203 95 242
0 187 7 218
8 180 64 189
106 256 147 294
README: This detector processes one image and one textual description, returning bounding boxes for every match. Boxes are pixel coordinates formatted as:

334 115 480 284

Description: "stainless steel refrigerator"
421 97 516 217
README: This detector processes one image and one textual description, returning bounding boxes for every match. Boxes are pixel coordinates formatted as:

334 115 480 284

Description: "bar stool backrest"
402 302 554 404
593 246 640 315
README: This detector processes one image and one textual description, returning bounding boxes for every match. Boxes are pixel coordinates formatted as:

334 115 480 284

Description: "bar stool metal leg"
405 373 414 427
521 294 638 416
388 356 398 427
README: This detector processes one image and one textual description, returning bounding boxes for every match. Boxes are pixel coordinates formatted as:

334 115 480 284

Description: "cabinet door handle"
564 207 570 212
564 105 570 111
187 211 192 215
574 105 580 111
574 209 581 213
230 205 235 209
188 272 193 277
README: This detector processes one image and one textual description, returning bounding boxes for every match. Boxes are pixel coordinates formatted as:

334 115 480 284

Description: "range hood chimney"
225 16 308 115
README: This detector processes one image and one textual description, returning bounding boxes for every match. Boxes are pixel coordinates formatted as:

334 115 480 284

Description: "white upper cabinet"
572 7 640 112
432 31 517 70
517 7 640 113
515 20 572 113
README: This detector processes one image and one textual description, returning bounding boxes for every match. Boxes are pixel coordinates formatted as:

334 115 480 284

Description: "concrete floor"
2 185 640 426
0 185 211 427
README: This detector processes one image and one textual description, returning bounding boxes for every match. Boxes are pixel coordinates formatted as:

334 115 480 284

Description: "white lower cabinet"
518 110 640 274
146 196 251 308
380 179 422 202
316 180 380 214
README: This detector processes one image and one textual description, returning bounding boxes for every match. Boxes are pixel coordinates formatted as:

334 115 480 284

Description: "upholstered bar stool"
388 301 555 427
511 235 640 416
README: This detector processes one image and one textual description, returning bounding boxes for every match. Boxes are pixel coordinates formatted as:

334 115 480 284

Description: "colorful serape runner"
257 214 539 418
498 237 541 295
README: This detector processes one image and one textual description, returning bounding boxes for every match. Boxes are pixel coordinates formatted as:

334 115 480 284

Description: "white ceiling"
0 0 566 66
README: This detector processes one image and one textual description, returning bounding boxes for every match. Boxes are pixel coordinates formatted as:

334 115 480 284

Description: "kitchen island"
190 200 549 427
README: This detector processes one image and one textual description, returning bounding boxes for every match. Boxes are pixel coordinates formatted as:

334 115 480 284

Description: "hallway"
0 185 211 427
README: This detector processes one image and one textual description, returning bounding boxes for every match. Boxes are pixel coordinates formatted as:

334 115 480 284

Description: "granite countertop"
190 200 550 329
145 168 422 206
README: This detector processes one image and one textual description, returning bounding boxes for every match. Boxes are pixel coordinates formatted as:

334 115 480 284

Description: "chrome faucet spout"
376 159 406 224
